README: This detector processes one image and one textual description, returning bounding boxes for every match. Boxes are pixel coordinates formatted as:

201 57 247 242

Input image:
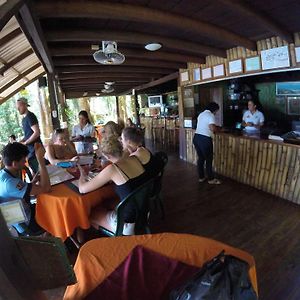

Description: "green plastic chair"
98 178 155 237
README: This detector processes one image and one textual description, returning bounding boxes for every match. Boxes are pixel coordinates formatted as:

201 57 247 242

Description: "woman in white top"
71 110 95 154
193 102 221 185
242 100 264 131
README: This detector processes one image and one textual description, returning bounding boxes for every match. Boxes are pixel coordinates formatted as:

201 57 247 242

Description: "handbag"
170 250 258 300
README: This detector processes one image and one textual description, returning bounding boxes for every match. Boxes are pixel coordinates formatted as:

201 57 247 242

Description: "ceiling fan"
101 83 115 93
93 41 125 65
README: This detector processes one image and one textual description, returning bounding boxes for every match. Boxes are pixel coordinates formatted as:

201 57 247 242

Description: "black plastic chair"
150 152 168 219
97 179 155 237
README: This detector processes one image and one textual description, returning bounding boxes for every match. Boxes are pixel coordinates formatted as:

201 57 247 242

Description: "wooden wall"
184 129 300 204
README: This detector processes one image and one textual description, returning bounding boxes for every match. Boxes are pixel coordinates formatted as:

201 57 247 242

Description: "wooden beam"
0 49 34 75
35 1 255 49
0 72 45 105
62 85 140 91
18 4 54 73
60 78 150 84
53 56 186 69
64 91 121 98
217 0 293 43
56 66 174 74
59 72 162 80
0 0 24 31
120 72 179 95
49 46 205 63
45 29 226 57
0 28 22 48
0 63 41 94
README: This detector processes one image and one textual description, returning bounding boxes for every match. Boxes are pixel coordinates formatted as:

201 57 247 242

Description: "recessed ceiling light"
145 42 162 51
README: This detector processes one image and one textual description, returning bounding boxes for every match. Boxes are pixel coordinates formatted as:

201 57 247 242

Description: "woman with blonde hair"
102 121 122 138
78 135 147 235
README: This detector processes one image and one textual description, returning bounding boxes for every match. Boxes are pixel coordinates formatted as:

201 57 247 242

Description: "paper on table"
78 156 94 165
46 165 74 186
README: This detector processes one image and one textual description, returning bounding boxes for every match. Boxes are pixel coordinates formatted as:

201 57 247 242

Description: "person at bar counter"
193 102 221 185
16 97 43 173
242 100 264 131
71 110 95 154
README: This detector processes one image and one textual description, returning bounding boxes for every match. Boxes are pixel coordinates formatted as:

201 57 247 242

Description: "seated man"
45 129 78 165
0 142 51 235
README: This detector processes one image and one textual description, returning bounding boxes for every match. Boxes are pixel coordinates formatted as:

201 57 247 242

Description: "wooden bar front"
183 129 300 204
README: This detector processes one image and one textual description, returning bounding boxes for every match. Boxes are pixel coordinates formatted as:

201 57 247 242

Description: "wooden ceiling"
18 0 300 98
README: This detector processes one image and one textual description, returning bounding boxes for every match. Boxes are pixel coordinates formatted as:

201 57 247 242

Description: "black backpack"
170 250 258 300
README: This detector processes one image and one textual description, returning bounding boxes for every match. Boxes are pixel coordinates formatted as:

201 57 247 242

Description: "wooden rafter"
0 28 22 48
52 56 186 69
0 49 34 75
45 29 226 57
18 4 54 73
56 66 175 74
34 1 255 49
59 72 163 80
217 0 293 43
0 0 24 31
49 46 205 63
60 77 149 85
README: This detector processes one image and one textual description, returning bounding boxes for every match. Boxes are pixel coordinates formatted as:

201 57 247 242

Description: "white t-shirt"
195 110 216 137
242 110 264 131
72 123 95 154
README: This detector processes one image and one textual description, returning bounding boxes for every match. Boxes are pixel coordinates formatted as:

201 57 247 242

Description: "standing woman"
193 102 221 185
71 111 95 154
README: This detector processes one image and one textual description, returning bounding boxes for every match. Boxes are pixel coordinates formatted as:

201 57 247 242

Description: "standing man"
16 97 42 173
0 143 51 235
193 102 221 185
242 100 264 131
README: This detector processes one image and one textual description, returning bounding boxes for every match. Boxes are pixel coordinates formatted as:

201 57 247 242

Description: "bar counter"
183 129 300 204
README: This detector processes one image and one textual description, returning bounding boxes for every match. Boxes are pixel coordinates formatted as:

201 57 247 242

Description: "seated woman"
78 135 147 235
102 121 122 138
121 127 163 177
46 129 78 165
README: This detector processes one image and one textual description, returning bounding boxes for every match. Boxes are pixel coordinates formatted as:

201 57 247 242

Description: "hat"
17 97 30 106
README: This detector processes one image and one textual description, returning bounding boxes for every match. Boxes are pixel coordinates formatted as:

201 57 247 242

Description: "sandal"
208 178 221 185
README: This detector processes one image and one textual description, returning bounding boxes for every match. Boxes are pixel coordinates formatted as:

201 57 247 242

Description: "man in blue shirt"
0 142 51 235
17 97 42 173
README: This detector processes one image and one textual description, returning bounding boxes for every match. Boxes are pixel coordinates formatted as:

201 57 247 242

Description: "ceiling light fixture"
105 81 115 85
145 42 162 51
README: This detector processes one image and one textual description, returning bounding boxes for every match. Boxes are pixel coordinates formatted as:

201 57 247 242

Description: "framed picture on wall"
213 64 225 78
193 68 201 81
287 97 300 115
276 82 300 95
261 45 290 70
201 67 212 80
228 59 243 75
295 47 300 64
180 71 189 84
245 56 261 73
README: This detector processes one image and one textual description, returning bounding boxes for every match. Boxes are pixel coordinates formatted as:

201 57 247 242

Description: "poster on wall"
228 59 243 74
276 82 300 95
180 71 189 82
245 56 261 72
261 45 290 70
201 67 212 80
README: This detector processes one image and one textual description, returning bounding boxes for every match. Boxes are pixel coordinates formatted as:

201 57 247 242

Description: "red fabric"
85 245 199 300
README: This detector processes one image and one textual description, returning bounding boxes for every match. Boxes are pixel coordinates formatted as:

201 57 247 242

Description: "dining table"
63 232 258 300
36 181 118 241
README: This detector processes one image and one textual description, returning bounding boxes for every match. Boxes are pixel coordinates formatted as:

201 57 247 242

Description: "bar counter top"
182 128 300 204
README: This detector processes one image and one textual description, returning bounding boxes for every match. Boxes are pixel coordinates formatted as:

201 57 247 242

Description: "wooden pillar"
116 96 120 119
133 93 141 126
47 73 60 129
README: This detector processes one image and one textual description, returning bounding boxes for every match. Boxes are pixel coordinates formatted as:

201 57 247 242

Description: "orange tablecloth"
64 233 258 300
36 183 117 241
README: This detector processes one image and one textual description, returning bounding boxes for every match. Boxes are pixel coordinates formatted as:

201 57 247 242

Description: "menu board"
261 46 290 70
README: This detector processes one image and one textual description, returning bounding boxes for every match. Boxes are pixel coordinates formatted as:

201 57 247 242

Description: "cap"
17 97 30 107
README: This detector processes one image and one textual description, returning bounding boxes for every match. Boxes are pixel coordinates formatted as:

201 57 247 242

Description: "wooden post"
133 93 141 126
47 73 60 129
116 96 120 120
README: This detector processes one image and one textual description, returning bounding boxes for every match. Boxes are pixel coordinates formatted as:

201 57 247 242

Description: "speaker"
38 76 47 87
